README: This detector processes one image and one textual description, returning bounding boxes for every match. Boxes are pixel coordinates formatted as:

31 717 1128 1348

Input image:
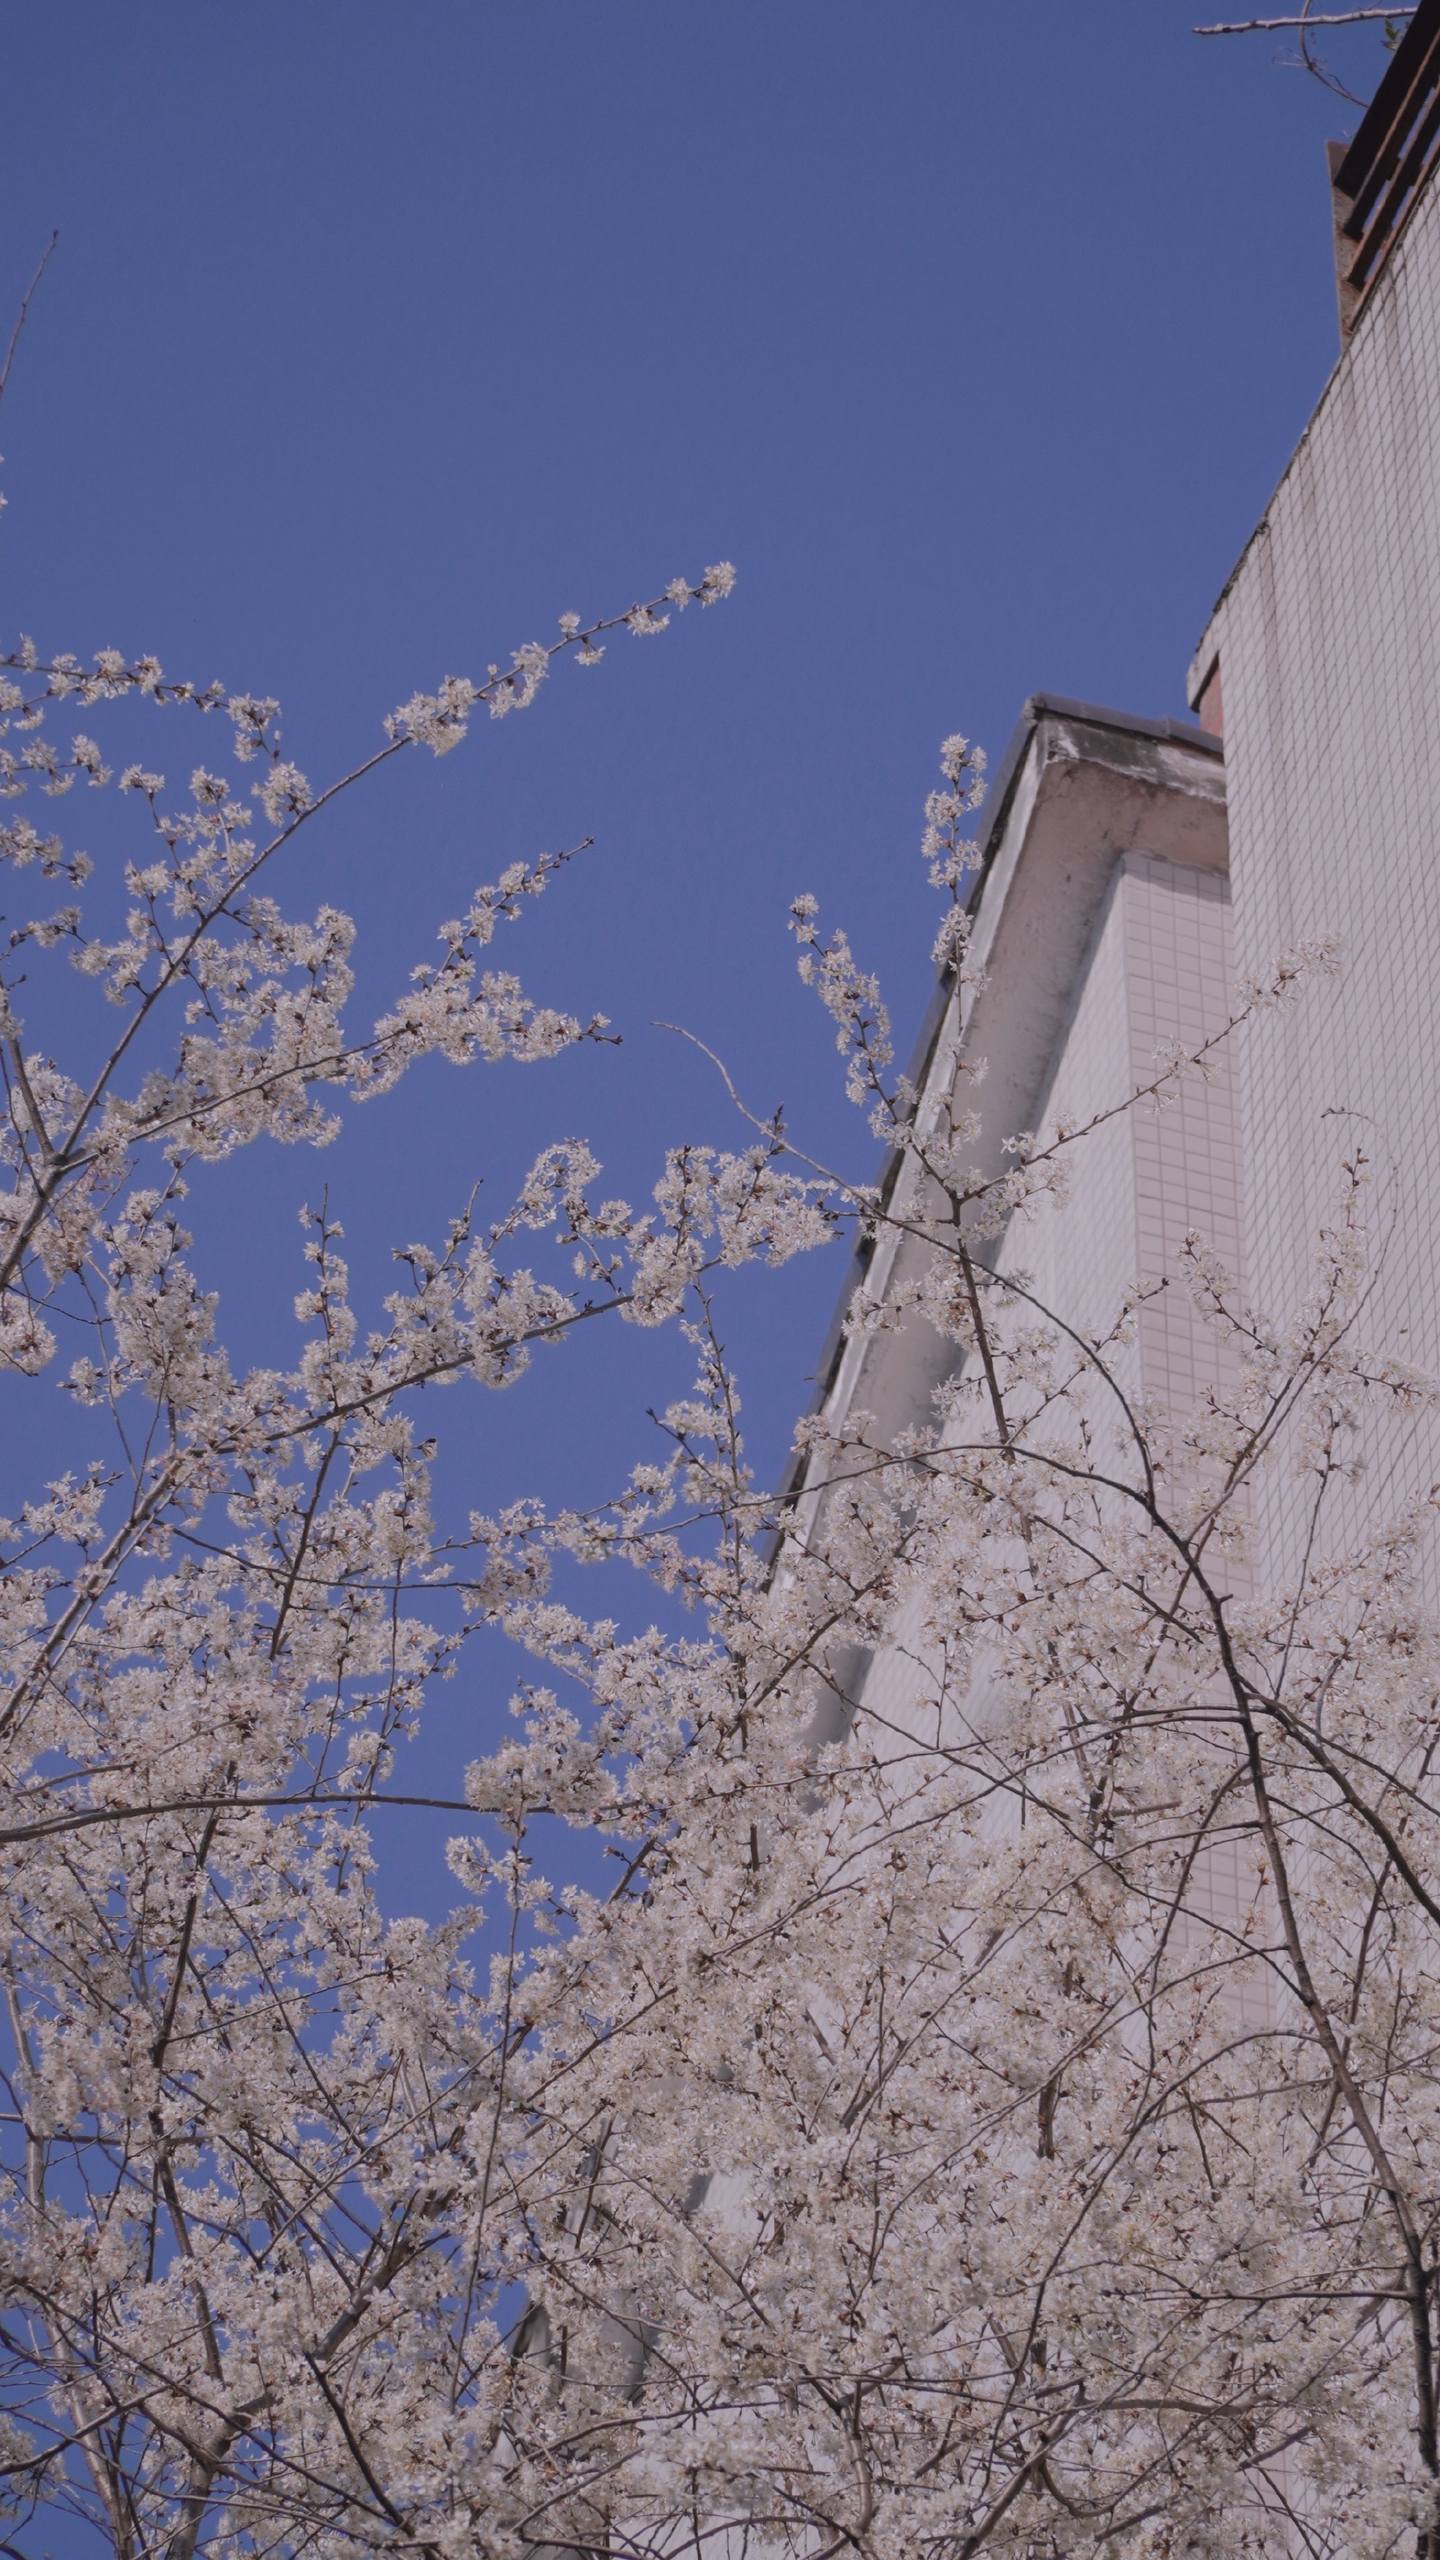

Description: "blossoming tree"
3 478 1440 2560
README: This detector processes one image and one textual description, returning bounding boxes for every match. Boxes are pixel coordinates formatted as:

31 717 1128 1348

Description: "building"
781 0 1440 1676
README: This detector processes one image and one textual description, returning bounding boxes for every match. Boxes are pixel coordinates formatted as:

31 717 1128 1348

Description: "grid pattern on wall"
1201 169 1440 1594
853 851 1239 1829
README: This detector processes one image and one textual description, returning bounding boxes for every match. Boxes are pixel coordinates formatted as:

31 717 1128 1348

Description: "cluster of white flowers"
3 535 1440 2560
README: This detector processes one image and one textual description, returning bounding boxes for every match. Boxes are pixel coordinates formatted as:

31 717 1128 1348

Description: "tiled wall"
1201 172 1440 1593
853 851 1238 1801
1020 853 1239 1441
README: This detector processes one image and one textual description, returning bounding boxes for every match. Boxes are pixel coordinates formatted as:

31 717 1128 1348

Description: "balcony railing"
1331 0 1440 335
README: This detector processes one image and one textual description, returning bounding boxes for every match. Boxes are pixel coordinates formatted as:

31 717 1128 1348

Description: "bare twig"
1195 0 1410 101
1196 9 1415 28
0 232 59 409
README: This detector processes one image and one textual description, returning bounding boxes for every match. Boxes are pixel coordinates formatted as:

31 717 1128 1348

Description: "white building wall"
1194 167 1440 1591
1020 852 1239 1439
1015 851 1146 1409
851 851 1238 1788
1125 856 1239 1422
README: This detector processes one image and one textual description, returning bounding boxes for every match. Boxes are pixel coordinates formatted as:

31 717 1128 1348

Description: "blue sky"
4 0 1389 1502
0 11 1403 2537
2 1 1394 1868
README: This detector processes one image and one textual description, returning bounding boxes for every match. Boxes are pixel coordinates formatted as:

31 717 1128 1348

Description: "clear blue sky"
0 16 1402 2535
2 1 1392 1892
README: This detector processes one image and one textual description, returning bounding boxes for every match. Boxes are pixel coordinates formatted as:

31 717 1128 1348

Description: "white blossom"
0 563 1435 2560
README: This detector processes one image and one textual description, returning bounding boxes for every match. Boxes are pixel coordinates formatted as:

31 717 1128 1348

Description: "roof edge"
763 696 1227 1551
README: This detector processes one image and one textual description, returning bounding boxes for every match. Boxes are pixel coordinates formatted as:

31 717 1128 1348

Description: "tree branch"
0 232 58 409
1196 9 1415 29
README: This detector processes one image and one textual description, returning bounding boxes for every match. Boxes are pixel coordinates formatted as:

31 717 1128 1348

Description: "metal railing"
1331 0 1440 334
